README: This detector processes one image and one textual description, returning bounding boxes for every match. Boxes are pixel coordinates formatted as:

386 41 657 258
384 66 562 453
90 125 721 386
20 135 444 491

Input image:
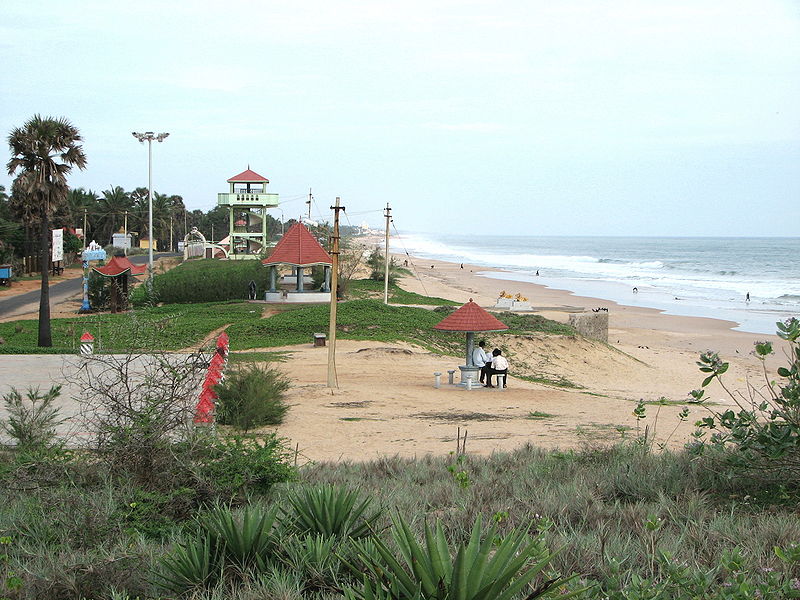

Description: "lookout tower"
217 167 279 259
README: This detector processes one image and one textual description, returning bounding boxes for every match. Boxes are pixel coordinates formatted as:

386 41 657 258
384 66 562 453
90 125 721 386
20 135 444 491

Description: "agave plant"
204 504 280 571
280 485 383 539
281 533 348 593
347 514 586 600
156 533 222 594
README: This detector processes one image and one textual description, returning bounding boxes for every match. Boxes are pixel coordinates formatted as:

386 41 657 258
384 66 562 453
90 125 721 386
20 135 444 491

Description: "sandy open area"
252 246 784 463
2 249 786 463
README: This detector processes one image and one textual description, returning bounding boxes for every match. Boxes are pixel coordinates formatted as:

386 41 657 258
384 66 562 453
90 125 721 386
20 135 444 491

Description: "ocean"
391 234 800 335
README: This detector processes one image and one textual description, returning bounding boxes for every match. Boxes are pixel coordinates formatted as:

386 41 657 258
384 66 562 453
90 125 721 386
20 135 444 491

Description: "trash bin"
313 333 326 347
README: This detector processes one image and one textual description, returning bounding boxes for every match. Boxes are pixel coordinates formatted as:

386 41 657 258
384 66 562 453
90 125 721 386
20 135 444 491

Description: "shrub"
689 317 800 487
214 363 290 431
192 434 298 497
366 249 399 285
0 385 63 450
132 258 266 305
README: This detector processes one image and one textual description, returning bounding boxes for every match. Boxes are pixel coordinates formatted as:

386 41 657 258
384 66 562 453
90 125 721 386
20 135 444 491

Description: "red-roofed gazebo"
434 299 508 385
91 256 148 313
261 222 333 302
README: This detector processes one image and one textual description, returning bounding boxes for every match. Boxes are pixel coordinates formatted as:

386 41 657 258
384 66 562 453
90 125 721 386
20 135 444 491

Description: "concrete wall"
568 311 609 343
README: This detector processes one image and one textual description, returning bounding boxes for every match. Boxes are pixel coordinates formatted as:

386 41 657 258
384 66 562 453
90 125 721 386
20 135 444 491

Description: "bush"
690 317 800 488
214 363 291 431
0 385 63 450
131 258 266 305
192 434 297 496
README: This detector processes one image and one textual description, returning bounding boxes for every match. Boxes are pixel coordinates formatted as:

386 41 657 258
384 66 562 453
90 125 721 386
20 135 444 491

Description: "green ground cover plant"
131 258 267 305
346 278 459 306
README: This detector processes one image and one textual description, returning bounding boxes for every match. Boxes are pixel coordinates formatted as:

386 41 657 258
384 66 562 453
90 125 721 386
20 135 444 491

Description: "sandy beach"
254 242 784 463
1 247 786 463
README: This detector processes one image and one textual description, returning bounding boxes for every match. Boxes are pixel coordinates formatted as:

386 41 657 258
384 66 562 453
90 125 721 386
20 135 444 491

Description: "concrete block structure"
568 311 609 343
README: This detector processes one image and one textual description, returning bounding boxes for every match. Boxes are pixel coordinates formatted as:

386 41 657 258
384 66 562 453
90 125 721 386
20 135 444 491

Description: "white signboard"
51 228 64 262
112 233 132 249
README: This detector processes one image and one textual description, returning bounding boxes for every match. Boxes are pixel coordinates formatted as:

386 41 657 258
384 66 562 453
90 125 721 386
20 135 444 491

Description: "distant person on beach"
460 263 464 269
403 259 408 266
485 348 509 388
472 340 491 384
746 292 750 302
633 287 638 294
536 270 539 276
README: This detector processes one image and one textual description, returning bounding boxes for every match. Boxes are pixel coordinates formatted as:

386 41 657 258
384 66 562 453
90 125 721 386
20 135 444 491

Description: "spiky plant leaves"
156 533 222 594
204 504 279 571
281 485 383 539
349 513 582 600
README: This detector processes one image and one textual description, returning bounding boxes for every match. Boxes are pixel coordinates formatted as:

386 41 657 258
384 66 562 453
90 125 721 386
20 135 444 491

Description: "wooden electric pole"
383 203 391 304
327 197 345 388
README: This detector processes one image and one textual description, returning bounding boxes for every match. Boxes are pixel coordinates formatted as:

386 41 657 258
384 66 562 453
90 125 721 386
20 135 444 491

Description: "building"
217 167 279 259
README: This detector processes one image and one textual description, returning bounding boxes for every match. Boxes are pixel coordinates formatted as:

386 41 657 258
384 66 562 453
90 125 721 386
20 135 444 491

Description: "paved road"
0 254 174 319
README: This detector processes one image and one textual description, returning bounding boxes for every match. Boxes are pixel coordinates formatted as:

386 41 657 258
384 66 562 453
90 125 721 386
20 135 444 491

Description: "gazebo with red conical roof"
434 298 508 385
261 222 333 302
91 255 148 313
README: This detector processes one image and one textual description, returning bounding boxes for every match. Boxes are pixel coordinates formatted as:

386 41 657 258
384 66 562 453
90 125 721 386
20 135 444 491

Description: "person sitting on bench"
485 348 509 388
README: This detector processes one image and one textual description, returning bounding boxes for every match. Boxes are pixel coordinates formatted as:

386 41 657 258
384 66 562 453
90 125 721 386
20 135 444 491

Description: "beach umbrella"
434 298 508 383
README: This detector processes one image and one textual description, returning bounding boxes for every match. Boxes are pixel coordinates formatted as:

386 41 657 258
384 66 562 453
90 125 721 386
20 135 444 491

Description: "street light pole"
132 131 169 292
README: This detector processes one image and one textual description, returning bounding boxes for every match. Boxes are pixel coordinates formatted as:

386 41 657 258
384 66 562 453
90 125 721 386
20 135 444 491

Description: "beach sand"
252 248 782 463
2 250 783 463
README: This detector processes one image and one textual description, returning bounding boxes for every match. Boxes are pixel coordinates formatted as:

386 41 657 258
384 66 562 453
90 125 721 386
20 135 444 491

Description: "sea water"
391 234 800 335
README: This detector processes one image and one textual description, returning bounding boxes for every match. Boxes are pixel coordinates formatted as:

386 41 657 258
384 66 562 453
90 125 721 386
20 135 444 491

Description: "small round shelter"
261 222 332 303
434 299 508 385
91 255 147 313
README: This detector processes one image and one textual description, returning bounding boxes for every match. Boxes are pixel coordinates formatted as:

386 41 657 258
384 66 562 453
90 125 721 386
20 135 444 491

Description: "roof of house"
262 222 332 267
433 299 509 332
91 255 148 277
227 168 269 183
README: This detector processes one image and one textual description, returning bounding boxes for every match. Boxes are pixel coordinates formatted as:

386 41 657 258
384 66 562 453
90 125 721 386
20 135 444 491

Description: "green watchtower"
217 167 279 259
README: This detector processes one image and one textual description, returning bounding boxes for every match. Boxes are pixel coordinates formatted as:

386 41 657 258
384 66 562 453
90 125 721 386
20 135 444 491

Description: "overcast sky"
2 1 798 236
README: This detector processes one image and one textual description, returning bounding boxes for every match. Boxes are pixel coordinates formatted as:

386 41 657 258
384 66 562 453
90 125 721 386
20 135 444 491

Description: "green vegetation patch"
347 278 459 306
527 410 557 420
131 258 267 305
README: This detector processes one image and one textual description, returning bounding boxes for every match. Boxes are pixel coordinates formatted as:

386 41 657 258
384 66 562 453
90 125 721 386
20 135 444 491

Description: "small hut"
92 255 147 313
261 222 332 303
434 299 508 385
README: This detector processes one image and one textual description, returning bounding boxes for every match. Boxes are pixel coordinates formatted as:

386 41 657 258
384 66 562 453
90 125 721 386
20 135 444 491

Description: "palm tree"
7 115 87 347
96 185 130 244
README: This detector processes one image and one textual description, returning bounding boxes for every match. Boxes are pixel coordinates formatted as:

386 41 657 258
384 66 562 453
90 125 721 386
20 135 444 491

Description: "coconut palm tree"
7 115 87 347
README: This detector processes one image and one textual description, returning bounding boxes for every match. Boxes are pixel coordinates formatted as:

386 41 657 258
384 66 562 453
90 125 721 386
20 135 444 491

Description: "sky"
1 1 798 237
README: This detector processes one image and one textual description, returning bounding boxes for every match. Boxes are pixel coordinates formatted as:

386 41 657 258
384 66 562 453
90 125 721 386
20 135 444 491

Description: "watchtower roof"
227 168 269 183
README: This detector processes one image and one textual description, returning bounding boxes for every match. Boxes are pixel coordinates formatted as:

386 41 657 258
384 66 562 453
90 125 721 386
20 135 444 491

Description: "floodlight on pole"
131 131 169 291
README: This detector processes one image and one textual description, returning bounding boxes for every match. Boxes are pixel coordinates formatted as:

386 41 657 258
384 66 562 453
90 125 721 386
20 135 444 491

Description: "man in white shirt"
486 348 509 388
472 340 491 384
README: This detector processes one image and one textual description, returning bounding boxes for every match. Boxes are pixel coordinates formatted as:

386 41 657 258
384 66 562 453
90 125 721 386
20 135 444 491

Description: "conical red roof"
262 222 332 267
434 299 508 332
227 168 269 183
92 255 147 277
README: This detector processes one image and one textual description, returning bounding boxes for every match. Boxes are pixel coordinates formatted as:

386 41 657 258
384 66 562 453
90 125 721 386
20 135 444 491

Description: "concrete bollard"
434 372 441 388
447 369 456 385
80 331 94 355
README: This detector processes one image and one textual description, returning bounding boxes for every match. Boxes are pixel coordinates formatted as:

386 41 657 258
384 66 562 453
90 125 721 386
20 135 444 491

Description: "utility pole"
327 196 345 388
383 203 391 305
184 210 188 242
82 208 88 251
307 188 312 220
123 210 128 255
169 211 174 253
